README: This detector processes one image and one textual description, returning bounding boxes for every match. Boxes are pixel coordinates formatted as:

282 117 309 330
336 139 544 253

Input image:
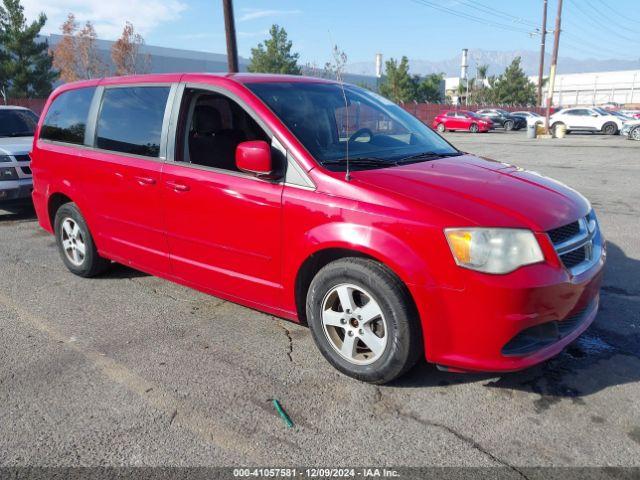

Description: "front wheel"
630 126 640 141
436 123 446 133
54 203 111 277
469 123 479 133
306 258 422 384
503 120 514 131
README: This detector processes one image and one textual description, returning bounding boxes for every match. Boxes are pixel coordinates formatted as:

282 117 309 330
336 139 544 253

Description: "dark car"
476 109 527 131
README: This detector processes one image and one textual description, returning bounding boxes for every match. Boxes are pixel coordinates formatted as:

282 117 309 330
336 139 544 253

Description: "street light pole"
545 0 563 134
222 0 239 73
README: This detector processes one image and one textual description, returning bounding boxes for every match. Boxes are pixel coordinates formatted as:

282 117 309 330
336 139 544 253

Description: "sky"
25 0 640 66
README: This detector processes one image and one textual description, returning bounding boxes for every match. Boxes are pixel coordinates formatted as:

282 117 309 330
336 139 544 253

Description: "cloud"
238 8 302 22
24 0 187 39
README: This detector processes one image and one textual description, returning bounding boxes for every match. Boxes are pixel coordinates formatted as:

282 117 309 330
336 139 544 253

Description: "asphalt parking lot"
1 132 639 469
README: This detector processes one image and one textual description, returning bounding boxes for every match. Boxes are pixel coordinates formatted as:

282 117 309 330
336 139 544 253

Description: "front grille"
547 212 601 274
560 246 586 269
14 154 30 162
21 166 32 175
548 221 580 244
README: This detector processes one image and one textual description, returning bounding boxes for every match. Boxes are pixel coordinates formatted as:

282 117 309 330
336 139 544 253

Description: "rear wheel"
503 120 514 131
436 123 446 133
469 123 479 133
54 203 110 277
602 122 618 135
306 258 422 384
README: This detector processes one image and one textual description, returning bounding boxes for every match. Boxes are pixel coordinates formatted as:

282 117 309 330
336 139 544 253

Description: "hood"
352 154 590 231
0 136 33 155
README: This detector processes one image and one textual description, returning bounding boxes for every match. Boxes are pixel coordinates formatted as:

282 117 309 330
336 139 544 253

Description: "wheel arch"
47 192 74 231
291 224 433 324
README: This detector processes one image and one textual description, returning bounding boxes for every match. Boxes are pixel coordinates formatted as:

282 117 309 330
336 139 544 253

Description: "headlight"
0 155 11 163
0 167 18 180
444 228 544 274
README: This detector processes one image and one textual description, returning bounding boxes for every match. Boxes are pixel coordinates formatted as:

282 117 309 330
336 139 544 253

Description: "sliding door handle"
165 181 190 192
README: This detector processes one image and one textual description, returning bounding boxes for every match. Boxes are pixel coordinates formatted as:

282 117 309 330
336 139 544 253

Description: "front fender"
296 222 434 288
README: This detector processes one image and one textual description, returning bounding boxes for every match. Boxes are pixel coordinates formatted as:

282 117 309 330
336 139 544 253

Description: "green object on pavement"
272 399 294 428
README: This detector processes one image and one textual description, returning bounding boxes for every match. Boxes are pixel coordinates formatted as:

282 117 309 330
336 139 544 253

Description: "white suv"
550 107 625 135
0 106 37 208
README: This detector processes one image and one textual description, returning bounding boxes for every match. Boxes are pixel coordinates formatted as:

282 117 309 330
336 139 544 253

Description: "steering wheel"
348 128 374 143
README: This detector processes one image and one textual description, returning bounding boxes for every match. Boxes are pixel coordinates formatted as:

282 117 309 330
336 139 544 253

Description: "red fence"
6 98 47 115
400 103 547 125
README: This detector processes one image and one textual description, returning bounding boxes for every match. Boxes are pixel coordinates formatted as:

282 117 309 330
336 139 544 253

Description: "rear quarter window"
95 86 170 158
40 87 96 144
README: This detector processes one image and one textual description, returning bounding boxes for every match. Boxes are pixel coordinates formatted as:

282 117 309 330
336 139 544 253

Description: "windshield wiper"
394 151 463 165
322 157 395 167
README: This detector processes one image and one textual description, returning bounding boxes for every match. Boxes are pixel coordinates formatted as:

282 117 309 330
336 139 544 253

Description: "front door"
162 85 284 308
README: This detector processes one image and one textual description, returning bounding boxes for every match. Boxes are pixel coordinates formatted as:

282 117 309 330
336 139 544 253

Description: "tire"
306 258 422 384
630 126 640 141
436 123 446 133
54 202 110 277
602 122 618 135
469 123 479 133
503 120 514 131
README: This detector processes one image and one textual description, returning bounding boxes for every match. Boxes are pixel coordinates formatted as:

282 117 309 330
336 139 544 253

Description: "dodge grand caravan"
31 74 605 384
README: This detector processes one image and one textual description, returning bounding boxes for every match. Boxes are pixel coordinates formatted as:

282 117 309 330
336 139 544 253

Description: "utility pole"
222 0 239 73
545 0 563 134
537 0 548 107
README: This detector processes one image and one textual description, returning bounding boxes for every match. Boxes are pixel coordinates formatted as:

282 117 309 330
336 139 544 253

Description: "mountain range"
345 49 640 78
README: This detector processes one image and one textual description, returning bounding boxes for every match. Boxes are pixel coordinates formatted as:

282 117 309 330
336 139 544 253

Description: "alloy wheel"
60 217 86 266
321 283 388 365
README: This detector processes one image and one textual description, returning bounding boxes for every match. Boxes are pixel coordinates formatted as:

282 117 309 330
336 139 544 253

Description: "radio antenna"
327 38 350 181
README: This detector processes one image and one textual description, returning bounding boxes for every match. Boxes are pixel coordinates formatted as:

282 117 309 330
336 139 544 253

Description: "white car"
512 111 544 127
0 106 37 208
549 107 625 135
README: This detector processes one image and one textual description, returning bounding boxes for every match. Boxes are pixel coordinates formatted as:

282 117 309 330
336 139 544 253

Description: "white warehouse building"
445 69 640 107
542 69 640 107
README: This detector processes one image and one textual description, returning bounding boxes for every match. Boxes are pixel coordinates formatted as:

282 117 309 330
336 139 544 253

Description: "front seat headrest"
193 105 222 135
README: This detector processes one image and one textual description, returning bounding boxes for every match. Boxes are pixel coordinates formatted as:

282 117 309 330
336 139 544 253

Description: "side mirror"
236 140 273 178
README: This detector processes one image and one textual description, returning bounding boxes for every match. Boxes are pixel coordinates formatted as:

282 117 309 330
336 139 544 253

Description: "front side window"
0 109 38 138
96 86 170 157
175 88 270 172
40 87 96 144
246 82 458 170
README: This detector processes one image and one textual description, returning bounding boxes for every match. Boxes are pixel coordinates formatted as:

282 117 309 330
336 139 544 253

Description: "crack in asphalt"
373 387 529 478
602 285 640 300
278 321 294 362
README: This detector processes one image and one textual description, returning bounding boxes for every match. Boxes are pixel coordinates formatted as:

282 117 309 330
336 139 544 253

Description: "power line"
566 0 640 45
408 0 534 35
454 0 539 29
595 0 640 25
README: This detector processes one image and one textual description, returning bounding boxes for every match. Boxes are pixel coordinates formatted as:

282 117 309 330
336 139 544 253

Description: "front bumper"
0 178 33 206
415 242 606 373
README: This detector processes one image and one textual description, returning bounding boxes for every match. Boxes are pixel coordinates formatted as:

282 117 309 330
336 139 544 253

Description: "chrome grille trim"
548 211 602 276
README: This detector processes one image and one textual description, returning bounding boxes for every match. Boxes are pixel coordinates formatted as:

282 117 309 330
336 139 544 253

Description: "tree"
0 0 56 99
414 73 444 103
52 13 105 83
111 22 150 76
379 56 414 104
322 44 347 81
489 57 536 106
476 64 489 82
248 25 301 75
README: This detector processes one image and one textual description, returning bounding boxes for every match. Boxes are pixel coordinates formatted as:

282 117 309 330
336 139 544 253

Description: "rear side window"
96 87 170 158
40 87 96 144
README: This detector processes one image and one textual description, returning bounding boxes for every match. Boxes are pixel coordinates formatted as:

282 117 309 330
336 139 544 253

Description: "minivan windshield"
246 82 459 170
0 109 38 137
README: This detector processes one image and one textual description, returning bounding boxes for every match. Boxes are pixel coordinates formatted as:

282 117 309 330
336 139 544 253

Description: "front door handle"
134 176 156 186
166 181 190 192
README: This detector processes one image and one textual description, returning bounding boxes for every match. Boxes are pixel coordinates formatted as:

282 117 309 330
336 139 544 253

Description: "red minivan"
31 73 605 384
